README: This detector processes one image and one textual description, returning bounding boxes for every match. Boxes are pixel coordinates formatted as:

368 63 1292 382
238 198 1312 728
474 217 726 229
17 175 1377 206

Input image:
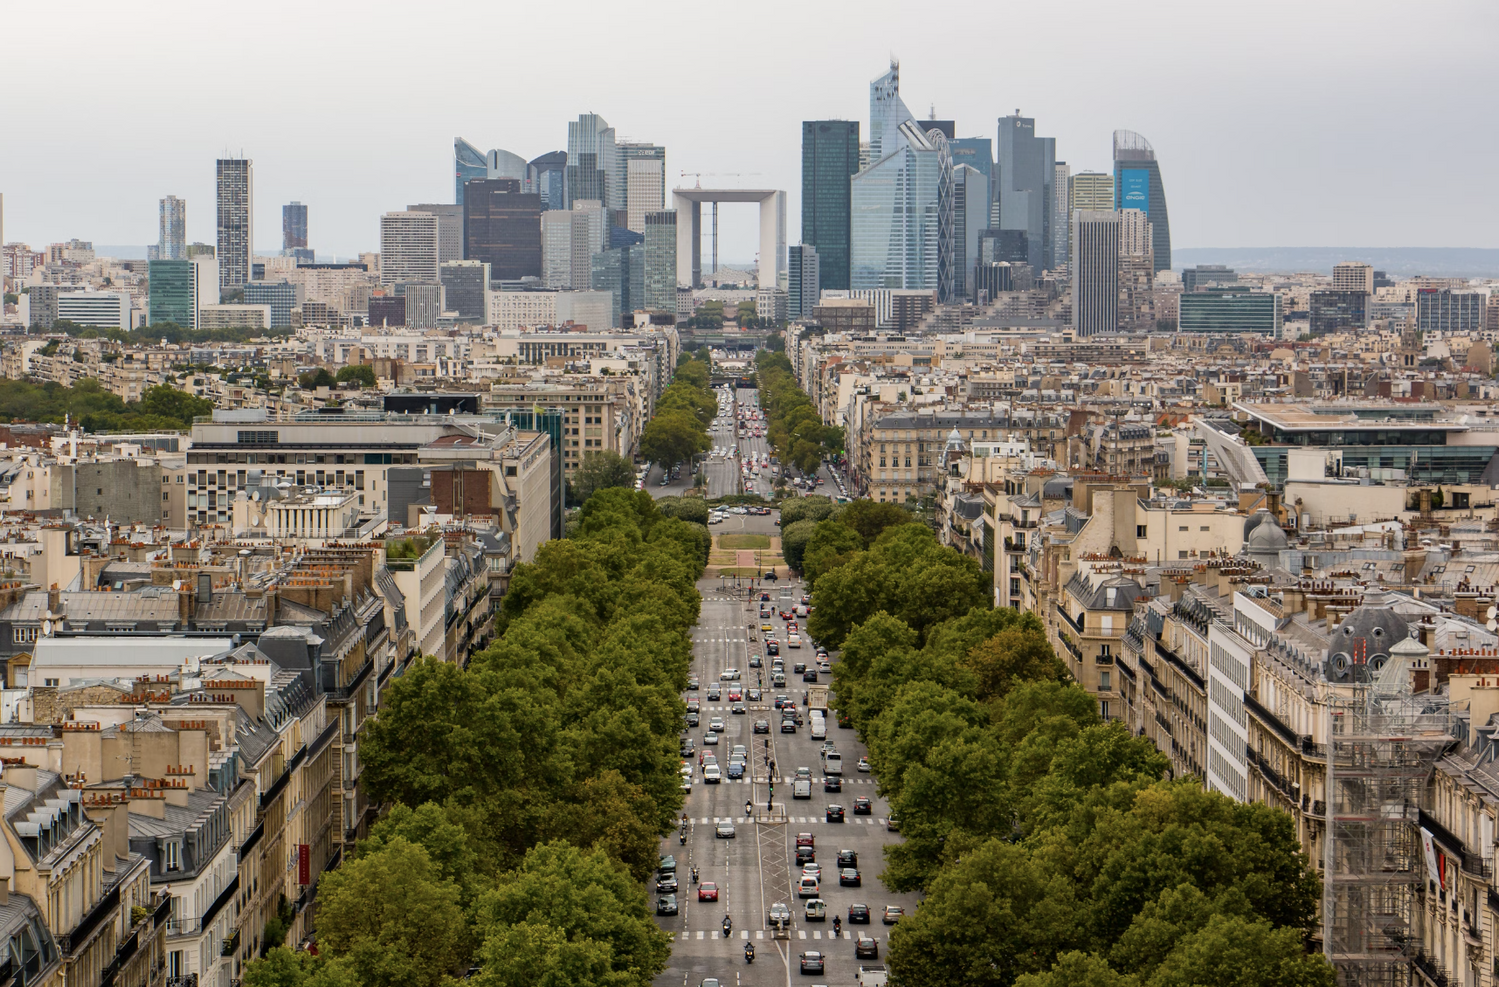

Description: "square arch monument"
672 188 786 290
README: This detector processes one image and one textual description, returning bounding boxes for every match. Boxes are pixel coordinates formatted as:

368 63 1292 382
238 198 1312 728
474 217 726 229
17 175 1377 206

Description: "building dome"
1331 597 1411 665
1245 519 1289 560
1244 507 1277 541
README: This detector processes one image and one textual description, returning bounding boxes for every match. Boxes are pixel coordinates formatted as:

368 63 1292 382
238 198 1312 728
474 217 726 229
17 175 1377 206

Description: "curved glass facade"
1113 130 1171 273
455 138 487 206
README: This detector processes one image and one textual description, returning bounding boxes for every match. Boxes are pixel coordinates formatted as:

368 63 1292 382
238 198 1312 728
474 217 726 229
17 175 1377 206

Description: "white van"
798 875 820 898
810 719 827 740
823 752 842 775
788 634 802 649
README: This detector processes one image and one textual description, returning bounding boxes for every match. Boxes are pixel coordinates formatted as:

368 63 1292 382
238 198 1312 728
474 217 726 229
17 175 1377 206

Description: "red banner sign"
298 843 310 885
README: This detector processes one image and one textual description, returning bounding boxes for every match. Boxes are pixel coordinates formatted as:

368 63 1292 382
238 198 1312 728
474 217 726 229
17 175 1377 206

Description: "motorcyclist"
745 941 755 963
745 800 753 817
690 866 699 885
833 915 842 937
722 914 733 936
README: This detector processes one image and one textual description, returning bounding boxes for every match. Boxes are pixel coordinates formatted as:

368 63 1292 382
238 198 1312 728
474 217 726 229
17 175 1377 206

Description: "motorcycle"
722 915 733 937
745 942 755 964
832 916 841 938
679 831 687 845
691 867 699 885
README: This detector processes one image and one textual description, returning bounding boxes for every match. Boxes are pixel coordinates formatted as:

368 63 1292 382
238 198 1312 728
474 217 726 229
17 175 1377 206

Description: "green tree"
639 411 708 468
780 518 818 571
800 520 863 588
476 842 671 987
335 364 377 387
314 837 472 987
573 451 637 502
778 495 838 526
1015 952 1138 987
298 368 335 389
840 499 917 546
1145 914 1334 987
656 496 709 525
138 384 214 426
243 949 361 987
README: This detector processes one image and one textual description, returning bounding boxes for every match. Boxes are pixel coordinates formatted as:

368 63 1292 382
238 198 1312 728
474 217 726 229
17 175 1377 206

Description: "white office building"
379 212 440 288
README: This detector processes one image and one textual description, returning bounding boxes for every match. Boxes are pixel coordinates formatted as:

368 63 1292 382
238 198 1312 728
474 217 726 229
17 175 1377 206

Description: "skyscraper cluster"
800 60 1173 334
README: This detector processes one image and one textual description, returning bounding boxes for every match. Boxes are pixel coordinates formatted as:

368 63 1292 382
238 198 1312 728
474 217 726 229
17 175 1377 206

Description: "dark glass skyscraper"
283 201 308 252
801 120 860 291
996 114 1055 273
529 151 568 212
455 138 487 206
463 179 542 281
1112 130 1171 273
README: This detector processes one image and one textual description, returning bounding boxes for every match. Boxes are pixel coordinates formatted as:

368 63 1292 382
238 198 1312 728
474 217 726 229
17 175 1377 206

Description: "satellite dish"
1488 619 1497 632
1487 606 1496 621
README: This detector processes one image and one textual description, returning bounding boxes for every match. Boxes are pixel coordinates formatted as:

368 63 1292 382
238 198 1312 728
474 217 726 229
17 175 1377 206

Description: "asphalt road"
653 511 920 987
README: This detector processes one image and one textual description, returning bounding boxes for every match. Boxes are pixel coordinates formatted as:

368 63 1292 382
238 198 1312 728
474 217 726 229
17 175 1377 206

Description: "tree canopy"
0 378 211 433
572 451 636 503
244 488 691 987
805 527 1331 987
756 350 841 473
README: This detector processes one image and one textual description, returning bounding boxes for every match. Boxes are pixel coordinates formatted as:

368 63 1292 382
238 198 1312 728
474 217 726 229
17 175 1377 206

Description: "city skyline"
1 1 1495 260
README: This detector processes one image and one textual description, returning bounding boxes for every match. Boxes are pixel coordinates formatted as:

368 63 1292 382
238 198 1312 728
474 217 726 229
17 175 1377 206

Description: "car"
685 711 699 727
827 805 845 823
882 905 904 925
824 775 842 792
731 702 746 715
857 756 871 772
804 898 827 921
760 592 771 602
794 779 812 799
798 875 820 898
656 873 678 893
727 761 744 779
700 980 721 987
848 903 871 924
855 936 879 959
854 796 872 815
796 832 815 847
799 951 825 974
703 764 721 783
692 879 719 902
732 744 747 758
766 642 779 656
687 677 700 691
686 699 701 713
887 812 900 832
702 732 719 746
656 893 678 915
837 849 858 868
680 739 695 757
801 862 823 880
769 901 793 926
781 719 797 734
747 687 762 701
774 694 791 709
793 662 806 674
716 820 736 838
748 655 762 668
795 844 816 866
658 854 677 873
727 688 742 701
754 719 770 734
707 686 721 700
722 668 740 681
803 669 818 682
840 867 861 886
796 766 812 779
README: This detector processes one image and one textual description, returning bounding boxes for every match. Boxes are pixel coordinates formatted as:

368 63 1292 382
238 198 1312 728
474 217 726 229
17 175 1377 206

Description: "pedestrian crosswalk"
689 816 885 826
685 776 875 786
680 929 887 942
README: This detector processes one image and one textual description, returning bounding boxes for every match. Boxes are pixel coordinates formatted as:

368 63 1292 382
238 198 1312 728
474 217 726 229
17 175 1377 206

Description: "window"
44 678 58 687
1178 525 1188 532
1200 525 1210 532
1136 525 1147 537
12 627 36 644
1179 551 1189 559
164 840 182 871
1100 670 1111 690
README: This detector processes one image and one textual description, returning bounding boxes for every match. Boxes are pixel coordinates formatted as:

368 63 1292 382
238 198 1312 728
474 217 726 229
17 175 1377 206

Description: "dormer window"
164 840 182 871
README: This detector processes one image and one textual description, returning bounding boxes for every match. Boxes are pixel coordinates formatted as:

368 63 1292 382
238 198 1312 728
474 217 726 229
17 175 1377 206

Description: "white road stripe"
798 931 807 939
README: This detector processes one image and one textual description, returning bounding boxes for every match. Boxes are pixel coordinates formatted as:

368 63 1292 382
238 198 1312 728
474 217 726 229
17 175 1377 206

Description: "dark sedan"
656 893 678 915
855 936 878 959
826 804 845 823
799 951 824 974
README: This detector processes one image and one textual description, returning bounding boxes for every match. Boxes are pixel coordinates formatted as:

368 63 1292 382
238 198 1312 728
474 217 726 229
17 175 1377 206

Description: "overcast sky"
2 0 1494 263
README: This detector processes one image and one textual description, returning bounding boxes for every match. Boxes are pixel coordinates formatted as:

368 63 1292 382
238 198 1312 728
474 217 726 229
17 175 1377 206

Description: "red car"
728 688 743 702
796 831 815 848
780 610 794 620
698 881 719 902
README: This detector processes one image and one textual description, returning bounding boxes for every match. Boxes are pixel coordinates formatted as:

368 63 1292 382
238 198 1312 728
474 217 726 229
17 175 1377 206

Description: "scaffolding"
1323 675 1456 987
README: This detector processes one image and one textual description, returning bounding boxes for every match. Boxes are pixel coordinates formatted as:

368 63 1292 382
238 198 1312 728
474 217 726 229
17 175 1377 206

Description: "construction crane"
676 173 763 275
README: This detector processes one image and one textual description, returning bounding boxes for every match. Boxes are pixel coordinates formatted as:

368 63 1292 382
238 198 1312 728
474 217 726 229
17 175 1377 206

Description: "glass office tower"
801 120 860 290
1113 130 1172 273
455 138 487 206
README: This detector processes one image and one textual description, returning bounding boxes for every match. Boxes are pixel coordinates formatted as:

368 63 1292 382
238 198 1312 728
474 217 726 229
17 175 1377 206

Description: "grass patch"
719 533 771 550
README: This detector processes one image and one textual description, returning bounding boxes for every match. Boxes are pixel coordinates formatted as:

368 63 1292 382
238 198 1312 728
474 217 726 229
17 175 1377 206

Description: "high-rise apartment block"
541 200 607 290
464 179 542 281
802 120 861 291
1070 172 1115 213
1332 262 1375 295
215 158 253 299
1416 288 1486 333
642 210 677 313
158 195 186 261
379 211 440 288
406 203 464 265
788 244 820 319
440 260 490 323
1113 130 1171 273
622 144 666 233
401 283 444 329
997 112 1056 272
1071 210 1119 336
283 201 308 255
